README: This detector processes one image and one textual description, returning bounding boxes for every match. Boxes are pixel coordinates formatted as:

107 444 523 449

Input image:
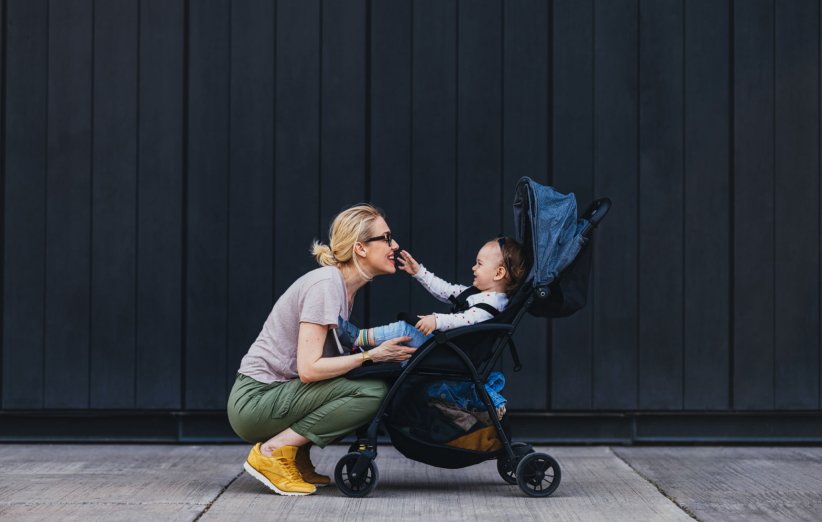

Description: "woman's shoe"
295 445 331 487
244 444 317 496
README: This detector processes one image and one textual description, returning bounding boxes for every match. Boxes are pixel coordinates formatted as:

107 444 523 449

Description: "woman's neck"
339 263 369 305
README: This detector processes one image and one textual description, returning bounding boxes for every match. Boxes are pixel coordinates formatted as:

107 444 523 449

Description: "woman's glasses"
364 232 395 245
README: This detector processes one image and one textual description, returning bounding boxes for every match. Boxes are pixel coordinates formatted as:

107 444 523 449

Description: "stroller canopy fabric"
513 177 588 289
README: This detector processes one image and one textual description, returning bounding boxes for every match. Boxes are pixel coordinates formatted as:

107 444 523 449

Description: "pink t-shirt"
238 266 348 383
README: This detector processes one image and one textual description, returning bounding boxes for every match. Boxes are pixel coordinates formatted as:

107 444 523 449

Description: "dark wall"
1 0 820 417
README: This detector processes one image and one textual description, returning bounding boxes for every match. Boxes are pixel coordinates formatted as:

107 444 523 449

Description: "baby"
338 236 526 349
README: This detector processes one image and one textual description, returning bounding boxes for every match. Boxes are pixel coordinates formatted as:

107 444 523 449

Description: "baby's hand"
398 250 421 276
415 314 437 336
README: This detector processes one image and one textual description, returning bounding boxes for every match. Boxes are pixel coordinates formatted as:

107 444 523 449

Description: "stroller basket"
385 422 508 469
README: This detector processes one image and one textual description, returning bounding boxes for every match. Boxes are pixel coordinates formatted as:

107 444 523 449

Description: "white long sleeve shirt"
413 265 509 331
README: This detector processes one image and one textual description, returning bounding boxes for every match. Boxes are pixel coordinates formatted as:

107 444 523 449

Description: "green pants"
227 373 387 447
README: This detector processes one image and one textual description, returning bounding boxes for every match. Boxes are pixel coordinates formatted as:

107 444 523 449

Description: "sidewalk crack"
609 447 701 521
193 469 243 521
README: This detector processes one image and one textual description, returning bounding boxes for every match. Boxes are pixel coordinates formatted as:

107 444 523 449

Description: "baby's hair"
493 236 527 297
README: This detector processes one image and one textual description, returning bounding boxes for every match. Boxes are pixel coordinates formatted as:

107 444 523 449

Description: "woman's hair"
311 204 386 271
495 236 527 297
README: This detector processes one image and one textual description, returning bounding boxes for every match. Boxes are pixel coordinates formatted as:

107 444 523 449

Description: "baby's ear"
494 266 507 281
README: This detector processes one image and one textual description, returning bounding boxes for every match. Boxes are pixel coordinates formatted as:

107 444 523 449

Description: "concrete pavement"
1 444 820 521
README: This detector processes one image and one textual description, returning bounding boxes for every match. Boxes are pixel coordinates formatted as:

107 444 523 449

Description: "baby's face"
471 242 505 291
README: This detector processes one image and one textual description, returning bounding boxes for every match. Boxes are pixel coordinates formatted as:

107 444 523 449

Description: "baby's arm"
431 307 495 331
398 250 467 304
413 266 468 304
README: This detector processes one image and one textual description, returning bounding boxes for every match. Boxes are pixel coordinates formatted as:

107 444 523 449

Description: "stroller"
335 177 611 498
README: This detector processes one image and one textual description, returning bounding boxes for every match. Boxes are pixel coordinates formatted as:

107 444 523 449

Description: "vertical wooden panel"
0 0 3 408
186 0 230 409
457 0 501 272
44 0 93 408
321 0 366 324
457 0 503 386
683 0 730 410
638 0 684 410
456 0 503 397
227 0 275 396
411 0 457 314
137 0 184 409
502 0 549 410
90 0 138 408
274 0 320 296
774 0 819 409
2 0 48 409
733 0 774 410
551 0 594 410
592 0 638 410
370 0 413 325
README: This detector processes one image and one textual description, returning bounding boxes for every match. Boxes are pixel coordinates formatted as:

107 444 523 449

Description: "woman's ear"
354 242 367 258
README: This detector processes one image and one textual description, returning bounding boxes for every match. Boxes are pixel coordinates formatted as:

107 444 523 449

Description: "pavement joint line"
609 447 701 521
0 502 210 506
193 468 244 521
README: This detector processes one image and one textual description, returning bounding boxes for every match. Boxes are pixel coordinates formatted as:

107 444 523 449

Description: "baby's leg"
364 320 431 348
336 316 360 347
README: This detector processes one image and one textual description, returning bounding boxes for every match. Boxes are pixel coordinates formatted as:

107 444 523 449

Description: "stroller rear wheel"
335 452 379 497
496 442 534 484
515 452 561 497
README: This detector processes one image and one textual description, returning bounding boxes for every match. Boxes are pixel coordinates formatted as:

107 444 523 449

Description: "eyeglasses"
363 232 395 246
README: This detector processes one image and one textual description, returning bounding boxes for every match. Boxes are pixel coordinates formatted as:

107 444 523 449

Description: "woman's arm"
296 322 415 383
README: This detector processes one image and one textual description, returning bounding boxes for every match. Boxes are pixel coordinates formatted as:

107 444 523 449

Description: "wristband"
361 349 373 366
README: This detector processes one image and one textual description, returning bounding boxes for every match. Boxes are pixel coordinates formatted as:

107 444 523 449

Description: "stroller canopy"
513 177 588 290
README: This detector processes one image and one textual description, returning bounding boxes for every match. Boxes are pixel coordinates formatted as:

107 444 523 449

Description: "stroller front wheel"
497 442 534 484
515 452 561 497
335 452 379 498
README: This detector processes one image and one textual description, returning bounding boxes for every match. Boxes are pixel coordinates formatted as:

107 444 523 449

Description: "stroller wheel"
515 452 561 497
334 452 379 498
497 442 533 484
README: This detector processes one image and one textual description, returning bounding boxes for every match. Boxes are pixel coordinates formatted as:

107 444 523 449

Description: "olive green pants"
227 373 387 447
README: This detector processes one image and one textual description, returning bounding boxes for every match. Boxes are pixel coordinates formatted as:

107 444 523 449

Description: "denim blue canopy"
513 177 588 289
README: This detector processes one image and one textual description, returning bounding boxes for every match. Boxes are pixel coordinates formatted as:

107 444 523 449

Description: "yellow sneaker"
295 445 331 487
244 444 317 496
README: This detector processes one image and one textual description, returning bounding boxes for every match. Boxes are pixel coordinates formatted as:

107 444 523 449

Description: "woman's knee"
345 379 387 418
356 379 388 401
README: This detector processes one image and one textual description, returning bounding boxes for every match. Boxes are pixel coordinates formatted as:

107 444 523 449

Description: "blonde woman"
227 204 415 496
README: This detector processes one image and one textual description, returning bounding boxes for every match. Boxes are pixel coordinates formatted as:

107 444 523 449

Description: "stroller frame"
335 196 611 498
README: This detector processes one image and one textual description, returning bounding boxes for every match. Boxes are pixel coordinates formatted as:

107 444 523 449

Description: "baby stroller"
335 177 611 498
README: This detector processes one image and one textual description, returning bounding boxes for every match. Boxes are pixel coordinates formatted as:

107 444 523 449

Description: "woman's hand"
397 250 420 276
369 336 416 363
415 315 437 336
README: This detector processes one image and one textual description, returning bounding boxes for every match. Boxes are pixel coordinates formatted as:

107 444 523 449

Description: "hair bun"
311 240 337 267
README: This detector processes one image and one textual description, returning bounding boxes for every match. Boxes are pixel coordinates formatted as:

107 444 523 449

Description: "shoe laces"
277 456 304 482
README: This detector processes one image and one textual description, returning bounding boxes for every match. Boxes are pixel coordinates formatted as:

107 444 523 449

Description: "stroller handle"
580 197 611 237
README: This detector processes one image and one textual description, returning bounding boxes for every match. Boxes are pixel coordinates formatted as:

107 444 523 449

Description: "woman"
227 204 415 496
